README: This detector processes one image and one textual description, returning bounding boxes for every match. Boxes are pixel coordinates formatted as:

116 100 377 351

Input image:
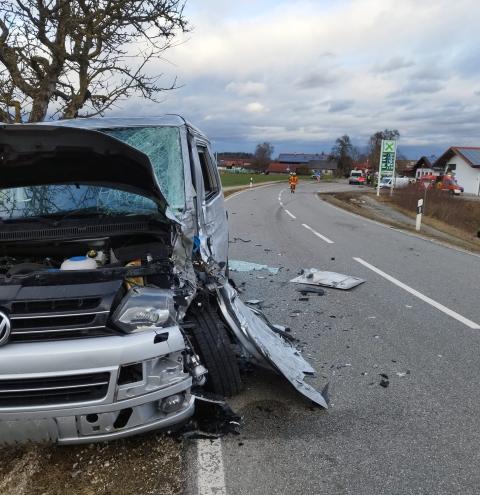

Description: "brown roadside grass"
386 185 480 237
320 189 480 253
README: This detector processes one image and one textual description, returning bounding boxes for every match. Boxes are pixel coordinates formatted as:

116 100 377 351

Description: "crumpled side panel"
217 282 328 408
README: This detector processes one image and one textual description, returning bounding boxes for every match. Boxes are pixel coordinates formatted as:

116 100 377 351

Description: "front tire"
186 304 242 397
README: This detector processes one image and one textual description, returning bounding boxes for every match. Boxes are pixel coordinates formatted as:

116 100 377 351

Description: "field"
220 173 289 188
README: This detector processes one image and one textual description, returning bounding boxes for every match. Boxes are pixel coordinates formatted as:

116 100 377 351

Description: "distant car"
379 177 410 189
349 170 366 185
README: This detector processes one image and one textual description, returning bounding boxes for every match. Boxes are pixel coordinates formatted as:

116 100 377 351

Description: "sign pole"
423 183 428 215
390 157 395 196
376 151 382 197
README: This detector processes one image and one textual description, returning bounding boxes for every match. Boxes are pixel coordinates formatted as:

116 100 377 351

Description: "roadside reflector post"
250 177 253 188
416 198 424 231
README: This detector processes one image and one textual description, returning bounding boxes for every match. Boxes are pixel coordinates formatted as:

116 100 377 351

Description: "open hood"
0 124 169 214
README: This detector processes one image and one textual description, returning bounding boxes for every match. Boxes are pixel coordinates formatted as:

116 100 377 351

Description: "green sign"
380 139 397 174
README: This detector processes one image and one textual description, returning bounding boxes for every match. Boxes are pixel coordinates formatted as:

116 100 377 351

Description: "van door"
190 136 229 267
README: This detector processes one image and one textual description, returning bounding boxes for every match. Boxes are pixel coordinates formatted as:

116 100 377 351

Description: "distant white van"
379 176 410 189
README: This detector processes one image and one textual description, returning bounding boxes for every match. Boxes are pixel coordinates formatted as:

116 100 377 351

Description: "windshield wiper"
42 206 112 222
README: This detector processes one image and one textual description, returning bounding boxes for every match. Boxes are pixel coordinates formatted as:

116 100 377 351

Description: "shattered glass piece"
290 269 365 290
229 260 280 274
217 282 328 408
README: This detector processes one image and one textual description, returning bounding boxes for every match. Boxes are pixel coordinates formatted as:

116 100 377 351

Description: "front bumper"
0 327 195 445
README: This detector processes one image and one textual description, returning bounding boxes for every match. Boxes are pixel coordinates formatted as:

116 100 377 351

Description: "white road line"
302 223 335 244
279 201 284 207
354 257 480 330
285 209 296 219
197 439 227 495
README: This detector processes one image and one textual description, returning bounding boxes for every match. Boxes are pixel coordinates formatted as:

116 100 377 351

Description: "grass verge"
320 191 480 254
220 173 288 188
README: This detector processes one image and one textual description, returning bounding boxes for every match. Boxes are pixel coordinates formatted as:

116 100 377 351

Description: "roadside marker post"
416 198 423 231
376 139 397 197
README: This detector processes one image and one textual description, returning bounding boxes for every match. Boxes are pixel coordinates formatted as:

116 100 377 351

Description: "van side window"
197 146 219 200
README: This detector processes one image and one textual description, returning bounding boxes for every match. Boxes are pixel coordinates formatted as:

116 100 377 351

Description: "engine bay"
0 231 174 283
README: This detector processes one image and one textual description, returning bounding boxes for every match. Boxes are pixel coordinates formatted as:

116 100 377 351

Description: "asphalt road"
190 180 480 495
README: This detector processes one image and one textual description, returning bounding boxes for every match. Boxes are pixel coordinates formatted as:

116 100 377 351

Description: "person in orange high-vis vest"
289 172 298 193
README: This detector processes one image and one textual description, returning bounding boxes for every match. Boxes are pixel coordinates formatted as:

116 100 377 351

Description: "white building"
434 147 480 195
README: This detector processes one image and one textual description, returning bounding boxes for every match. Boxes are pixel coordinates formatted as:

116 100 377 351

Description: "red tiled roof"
267 162 291 173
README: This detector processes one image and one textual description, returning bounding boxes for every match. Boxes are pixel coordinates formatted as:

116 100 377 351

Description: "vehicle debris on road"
296 286 326 296
229 260 280 274
290 269 365 290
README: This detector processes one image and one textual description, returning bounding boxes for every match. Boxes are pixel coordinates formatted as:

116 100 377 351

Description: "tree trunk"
28 98 50 122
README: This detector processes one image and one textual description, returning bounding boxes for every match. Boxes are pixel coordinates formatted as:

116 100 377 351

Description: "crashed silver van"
0 117 327 445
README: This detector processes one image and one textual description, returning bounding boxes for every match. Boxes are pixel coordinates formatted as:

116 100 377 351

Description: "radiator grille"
0 372 110 407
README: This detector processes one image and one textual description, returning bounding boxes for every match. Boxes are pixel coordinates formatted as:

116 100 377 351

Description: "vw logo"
0 311 11 346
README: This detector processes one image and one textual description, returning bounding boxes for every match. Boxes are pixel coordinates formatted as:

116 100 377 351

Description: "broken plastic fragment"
177 392 241 439
229 260 280 274
290 269 365 290
246 299 263 306
296 286 325 296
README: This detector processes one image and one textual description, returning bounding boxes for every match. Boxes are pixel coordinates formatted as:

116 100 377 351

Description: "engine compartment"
0 232 174 279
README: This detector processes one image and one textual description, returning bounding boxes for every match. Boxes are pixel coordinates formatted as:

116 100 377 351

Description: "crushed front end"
0 226 199 445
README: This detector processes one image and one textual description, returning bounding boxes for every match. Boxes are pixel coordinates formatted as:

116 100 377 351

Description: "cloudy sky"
118 0 480 158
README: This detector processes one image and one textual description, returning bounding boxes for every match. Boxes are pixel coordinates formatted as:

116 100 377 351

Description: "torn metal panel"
290 269 365 290
217 282 328 408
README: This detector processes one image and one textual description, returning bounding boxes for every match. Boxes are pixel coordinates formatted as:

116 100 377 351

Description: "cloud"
372 56 414 73
245 102 267 114
391 80 444 97
225 81 267 96
296 71 339 89
110 0 480 156
410 66 445 80
327 100 354 113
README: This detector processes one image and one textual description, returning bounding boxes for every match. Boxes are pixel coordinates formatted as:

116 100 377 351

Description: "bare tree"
253 142 274 171
0 0 188 123
330 134 357 177
368 129 400 171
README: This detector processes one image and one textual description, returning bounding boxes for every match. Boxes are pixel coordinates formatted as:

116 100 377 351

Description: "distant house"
219 159 253 169
277 153 337 174
278 153 329 165
353 161 370 172
433 147 480 195
266 162 291 173
396 160 416 176
412 156 437 179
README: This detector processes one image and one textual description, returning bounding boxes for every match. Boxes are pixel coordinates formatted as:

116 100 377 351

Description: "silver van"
0 117 327 445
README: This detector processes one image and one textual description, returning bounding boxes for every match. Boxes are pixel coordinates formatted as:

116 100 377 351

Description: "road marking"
279 201 284 207
353 257 480 330
285 209 296 219
302 223 334 244
197 439 227 495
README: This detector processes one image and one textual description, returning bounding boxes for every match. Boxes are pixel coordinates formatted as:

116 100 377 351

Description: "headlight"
113 287 175 333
